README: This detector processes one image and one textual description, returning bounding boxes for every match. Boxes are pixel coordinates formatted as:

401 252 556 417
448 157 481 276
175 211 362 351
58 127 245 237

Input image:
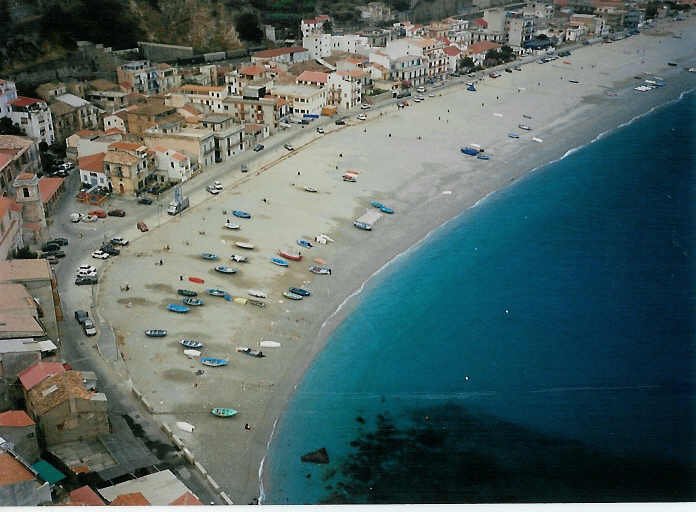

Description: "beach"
96 17 696 504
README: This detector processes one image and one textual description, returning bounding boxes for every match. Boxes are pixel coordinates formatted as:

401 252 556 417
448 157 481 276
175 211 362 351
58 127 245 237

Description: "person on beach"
179 275 183 281
297 171 301 176
159 259 163 265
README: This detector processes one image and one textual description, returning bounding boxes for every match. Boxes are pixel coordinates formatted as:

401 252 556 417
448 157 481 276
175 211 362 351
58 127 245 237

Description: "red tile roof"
9 96 43 108
253 46 307 59
0 410 34 427
0 153 12 169
296 70 328 84
0 453 34 485
38 177 64 204
69 485 105 506
443 45 461 57
239 65 265 76
467 41 501 55
169 491 202 505
109 492 151 506
78 152 106 172
474 18 488 28
0 197 18 219
108 141 144 152
18 361 66 391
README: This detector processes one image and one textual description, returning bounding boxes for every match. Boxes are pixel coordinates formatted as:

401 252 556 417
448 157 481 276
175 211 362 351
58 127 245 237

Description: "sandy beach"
96 17 695 504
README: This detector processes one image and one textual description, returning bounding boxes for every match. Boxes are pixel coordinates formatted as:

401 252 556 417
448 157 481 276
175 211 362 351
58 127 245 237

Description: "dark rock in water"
301 447 329 464
356 416 365 424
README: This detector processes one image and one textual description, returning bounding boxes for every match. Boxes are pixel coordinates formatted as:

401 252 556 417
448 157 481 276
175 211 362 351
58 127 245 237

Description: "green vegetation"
235 12 264 42
11 247 38 260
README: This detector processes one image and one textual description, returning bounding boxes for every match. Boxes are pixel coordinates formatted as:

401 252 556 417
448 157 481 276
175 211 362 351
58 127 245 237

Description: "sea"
263 90 696 504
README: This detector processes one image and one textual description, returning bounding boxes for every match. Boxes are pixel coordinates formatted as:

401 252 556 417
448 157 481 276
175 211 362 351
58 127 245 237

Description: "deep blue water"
265 91 696 504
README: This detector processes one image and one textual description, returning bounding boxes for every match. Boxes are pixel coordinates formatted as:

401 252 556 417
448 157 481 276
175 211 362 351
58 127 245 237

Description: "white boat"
260 340 281 348
532 137 543 143
235 242 254 249
176 421 195 433
183 349 201 358
224 222 241 230
248 289 267 298
304 186 318 193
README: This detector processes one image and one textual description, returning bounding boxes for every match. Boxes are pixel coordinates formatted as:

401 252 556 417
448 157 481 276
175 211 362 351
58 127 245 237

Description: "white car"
413 97 423 103
110 237 129 246
91 250 109 260
83 318 97 336
70 212 82 223
360 103 371 110
357 114 367 121
78 265 97 274
213 180 223 190
77 270 97 279
316 127 325 134
206 185 220 195
83 214 98 222
283 143 295 151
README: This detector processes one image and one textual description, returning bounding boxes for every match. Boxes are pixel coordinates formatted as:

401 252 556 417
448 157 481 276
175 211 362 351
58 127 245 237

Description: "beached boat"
289 287 311 297
309 265 331 275
342 173 357 182
304 186 318 193
467 83 476 92
460 146 479 156
177 289 198 297
297 239 313 249
145 329 167 337
271 257 289 267
370 200 384 209
247 298 266 308
215 265 237 274
380 206 394 214
183 297 204 306
232 210 251 219
235 242 254 250
201 252 218 260
183 349 201 358
230 254 248 263
167 303 190 314
211 408 238 417
522 114 533 119
248 289 267 298
260 340 281 348
508 132 520 138
518 123 532 131
278 250 302 261
283 291 303 300
532 137 544 143
180 339 203 349
224 222 241 230
233 297 247 305
477 154 491 160
201 357 229 367
236 346 265 358
188 277 204 284
207 288 227 297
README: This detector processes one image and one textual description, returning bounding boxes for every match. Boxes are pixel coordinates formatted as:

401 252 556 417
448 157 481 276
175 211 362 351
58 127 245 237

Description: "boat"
201 357 229 367
508 132 520 138
211 408 238 418
271 257 289 267
278 250 302 261
145 329 167 337
518 123 532 131
304 186 318 193
309 265 331 275
248 289 267 298
532 137 544 143
236 346 265 358
460 146 479 156
522 114 532 119
342 173 357 182
207 288 227 297
467 83 476 92
234 297 247 305
476 154 491 160
568 79 579 84
297 239 313 249
283 291 303 300
235 242 254 250
215 265 237 274
230 254 248 263
167 303 190 313
177 289 198 297
247 298 266 308
183 349 201 358
380 206 394 214
224 222 241 230
371 200 384 209
183 297 204 306
180 339 203 349
201 253 218 260
260 340 281 348
232 210 251 219
176 422 195 433
289 287 311 297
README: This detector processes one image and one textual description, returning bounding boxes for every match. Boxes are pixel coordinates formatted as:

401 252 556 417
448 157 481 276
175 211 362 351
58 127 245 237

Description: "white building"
301 14 330 38
78 152 109 189
332 34 370 55
8 97 55 146
327 72 362 111
303 33 333 59
271 84 327 116
506 13 535 48
151 146 193 183
0 79 18 118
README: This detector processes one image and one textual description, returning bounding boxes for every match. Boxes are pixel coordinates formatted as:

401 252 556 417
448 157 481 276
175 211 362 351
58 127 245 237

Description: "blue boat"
460 146 479 156
370 200 384 209
232 210 251 219
477 154 491 160
167 303 190 313
180 339 203 349
467 83 476 92
271 257 289 267
201 252 218 260
145 329 167 337
380 206 394 214
207 288 227 297
211 407 238 417
201 357 229 367
215 265 237 274
289 287 311 297
508 132 520 139
297 239 313 249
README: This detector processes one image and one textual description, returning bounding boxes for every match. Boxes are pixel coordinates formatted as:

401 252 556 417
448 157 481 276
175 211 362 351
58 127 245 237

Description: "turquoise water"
265 91 696 503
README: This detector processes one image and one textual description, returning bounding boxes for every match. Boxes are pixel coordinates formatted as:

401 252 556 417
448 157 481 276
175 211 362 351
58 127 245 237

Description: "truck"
167 196 189 215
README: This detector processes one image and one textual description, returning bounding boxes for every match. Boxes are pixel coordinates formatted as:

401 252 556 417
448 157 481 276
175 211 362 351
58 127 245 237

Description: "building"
12 173 47 246
200 114 244 162
18 361 66 394
49 94 101 147
97 469 202 506
301 14 331 38
117 60 165 95
390 56 427 87
7 98 55 146
151 146 193 183
443 45 462 73
84 80 128 112
331 34 370 55
26 370 109 446
0 80 18 118
37 176 65 217
271 84 327 117
569 14 605 36
0 135 41 198
0 450 51 505
65 130 122 161
66 485 105 506
328 72 364 111
221 91 286 138
0 197 22 261
125 103 183 137
251 46 311 66
0 411 40 463
78 152 108 190
103 142 155 196
167 85 228 114
466 41 503 66
144 126 215 170
506 12 535 48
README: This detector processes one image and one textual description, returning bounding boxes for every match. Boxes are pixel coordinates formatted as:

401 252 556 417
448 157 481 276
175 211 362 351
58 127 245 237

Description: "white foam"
257 416 279 505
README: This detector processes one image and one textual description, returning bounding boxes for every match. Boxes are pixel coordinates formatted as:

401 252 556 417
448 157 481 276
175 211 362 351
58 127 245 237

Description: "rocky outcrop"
301 447 330 464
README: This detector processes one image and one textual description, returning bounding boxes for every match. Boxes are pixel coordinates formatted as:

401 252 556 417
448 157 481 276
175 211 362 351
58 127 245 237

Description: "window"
22 187 29 198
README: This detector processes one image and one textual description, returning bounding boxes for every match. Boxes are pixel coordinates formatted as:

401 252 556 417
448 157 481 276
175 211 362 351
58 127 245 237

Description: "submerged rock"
301 447 330 464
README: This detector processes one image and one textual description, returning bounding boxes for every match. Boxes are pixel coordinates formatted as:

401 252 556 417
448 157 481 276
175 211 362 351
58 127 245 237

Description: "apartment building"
117 60 180 95
103 142 155 195
143 126 215 170
49 94 101 147
0 136 41 197
0 80 18 118
151 146 193 183
200 114 244 162
7 98 55 146
271 84 327 117
0 197 22 261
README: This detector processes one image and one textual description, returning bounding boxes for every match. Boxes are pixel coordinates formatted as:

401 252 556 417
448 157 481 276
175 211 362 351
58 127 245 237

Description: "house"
0 80 18 118
12 173 47 245
65 129 122 161
125 103 183 137
84 80 128 112
506 12 535 49
0 450 51 505
466 41 503 66
443 45 462 73
18 361 66 392
38 176 65 216
0 259 59 334
7 97 54 146
49 94 101 146
569 13 605 36
0 197 23 261
296 71 329 88
390 55 427 87
328 72 364 111
78 152 108 190
200 114 244 162
271 84 327 117
117 60 171 95
301 14 331 38
35 82 67 102
103 142 156 196
251 46 311 66
26 370 109 446
220 93 286 138
97 469 202 506
226 65 272 96
151 146 193 183
144 125 215 171
167 85 228 113
67 485 105 506
0 410 39 463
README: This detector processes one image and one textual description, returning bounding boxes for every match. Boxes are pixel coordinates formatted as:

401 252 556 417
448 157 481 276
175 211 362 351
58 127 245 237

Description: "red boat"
278 250 302 261
189 277 205 284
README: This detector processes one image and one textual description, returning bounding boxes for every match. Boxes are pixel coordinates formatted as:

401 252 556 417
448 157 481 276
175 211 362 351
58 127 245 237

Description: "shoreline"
96 18 696 505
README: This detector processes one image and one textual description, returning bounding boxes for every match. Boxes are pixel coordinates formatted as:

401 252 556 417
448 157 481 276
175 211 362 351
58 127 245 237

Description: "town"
0 0 692 506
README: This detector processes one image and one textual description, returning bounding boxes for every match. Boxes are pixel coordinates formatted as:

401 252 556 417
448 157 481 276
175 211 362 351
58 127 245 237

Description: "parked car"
335 119 346 125
110 237 129 246
316 127 325 134
361 103 371 109
107 209 126 217
357 114 367 121
70 212 82 223
213 180 223 190
75 310 89 325
78 264 97 274
91 250 109 259
138 197 153 205
253 144 264 152
41 249 65 258
137 221 149 232
75 275 98 286
489 71 501 78
505 67 513 73
88 209 107 218
241 164 249 173
82 318 97 336
283 143 294 151
48 237 69 246
83 215 98 222
57 162 74 171
206 185 220 195
100 244 120 256
42 242 61 252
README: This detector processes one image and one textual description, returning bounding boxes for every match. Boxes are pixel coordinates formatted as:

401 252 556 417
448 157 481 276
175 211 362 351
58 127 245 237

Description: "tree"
235 12 264 42
484 49 500 66
392 0 411 11
323 20 333 34
646 2 658 18
458 56 476 72
11 247 37 260
0 117 24 136
500 45 514 62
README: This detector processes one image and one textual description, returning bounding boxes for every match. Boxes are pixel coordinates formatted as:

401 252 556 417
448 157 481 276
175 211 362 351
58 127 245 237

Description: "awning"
31 459 66 484
38 339 58 352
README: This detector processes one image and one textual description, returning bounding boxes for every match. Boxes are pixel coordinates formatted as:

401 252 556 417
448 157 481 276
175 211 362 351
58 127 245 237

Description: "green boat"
177 289 198 297
211 407 238 418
